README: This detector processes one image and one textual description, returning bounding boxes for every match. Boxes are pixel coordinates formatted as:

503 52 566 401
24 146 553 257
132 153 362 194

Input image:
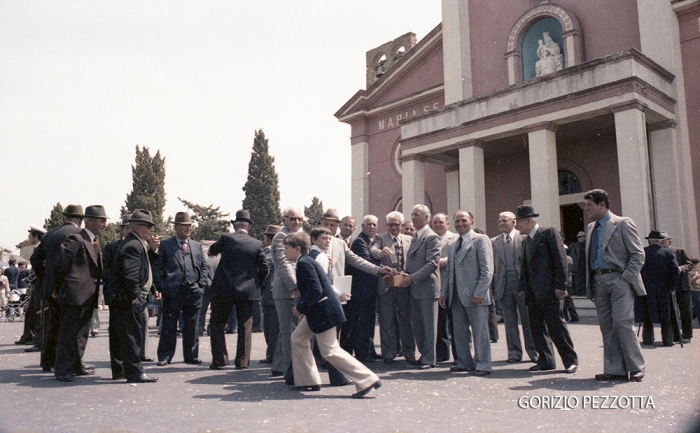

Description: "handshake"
378 266 413 288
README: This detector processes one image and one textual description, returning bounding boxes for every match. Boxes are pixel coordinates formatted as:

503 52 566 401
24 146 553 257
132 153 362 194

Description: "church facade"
335 0 699 254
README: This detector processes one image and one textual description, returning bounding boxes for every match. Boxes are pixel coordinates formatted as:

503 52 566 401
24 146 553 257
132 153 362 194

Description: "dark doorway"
560 204 584 244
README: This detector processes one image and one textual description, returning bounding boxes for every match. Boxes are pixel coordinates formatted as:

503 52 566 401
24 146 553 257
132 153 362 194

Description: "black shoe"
565 364 578 374
24 345 41 353
112 374 125 380
234 365 249 370
270 370 284 377
140 356 154 362
293 385 321 391
41 366 54 373
436 357 449 363
184 359 203 365
15 337 30 345
473 370 491 376
127 373 158 383
529 365 555 372
629 368 645 382
407 358 422 366
490 339 498 343
55 374 74 382
90 332 98 337
209 364 225 370
74 368 95 376
450 366 469 372
595 373 628 381
259 359 272 364
506 358 520 363
641 341 654 345
156 356 170 366
570 318 580 322
417 363 435 370
383 358 395 364
351 380 381 398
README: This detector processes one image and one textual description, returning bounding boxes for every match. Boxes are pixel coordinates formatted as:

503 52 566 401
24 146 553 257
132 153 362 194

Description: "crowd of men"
8 187 699 387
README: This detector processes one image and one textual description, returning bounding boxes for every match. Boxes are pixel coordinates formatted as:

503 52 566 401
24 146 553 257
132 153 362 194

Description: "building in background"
336 0 699 254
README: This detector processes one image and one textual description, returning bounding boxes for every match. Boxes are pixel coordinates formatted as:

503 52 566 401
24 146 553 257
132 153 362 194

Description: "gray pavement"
0 311 698 433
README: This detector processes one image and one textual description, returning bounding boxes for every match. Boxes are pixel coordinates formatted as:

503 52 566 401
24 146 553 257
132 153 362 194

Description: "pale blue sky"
0 1 442 249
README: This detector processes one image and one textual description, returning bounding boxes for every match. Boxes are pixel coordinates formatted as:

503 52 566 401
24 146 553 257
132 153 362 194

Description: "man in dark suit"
52 205 106 382
584 189 646 382
29 204 83 370
152 212 207 366
106 209 159 383
569 231 587 296
660 232 694 343
636 231 680 346
15 225 46 347
208 210 268 370
259 225 280 366
347 215 381 363
515 205 578 374
400 204 441 369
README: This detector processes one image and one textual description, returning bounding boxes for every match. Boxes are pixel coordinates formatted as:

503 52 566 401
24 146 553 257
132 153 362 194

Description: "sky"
0 1 442 251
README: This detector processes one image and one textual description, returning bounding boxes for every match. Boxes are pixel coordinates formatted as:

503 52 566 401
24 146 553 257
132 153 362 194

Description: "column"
458 142 486 228
351 141 369 219
441 0 472 104
526 123 561 230
401 155 425 215
445 165 460 221
611 102 653 239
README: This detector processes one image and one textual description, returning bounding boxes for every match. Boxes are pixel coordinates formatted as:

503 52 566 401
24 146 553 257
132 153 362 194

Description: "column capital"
456 139 483 149
524 122 558 134
444 165 459 173
647 120 677 132
609 100 648 114
400 154 426 163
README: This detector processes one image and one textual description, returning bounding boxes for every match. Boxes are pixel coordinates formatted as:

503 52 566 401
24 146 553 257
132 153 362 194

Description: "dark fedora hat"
232 210 253 225
84 205 108 219
645 230 666 240
321 208 341 222
263 224 281 236
173 212 194 225
514 205 539 220
659 231 672 240
129 209 155 227
62 204 84 218
119 215 130 226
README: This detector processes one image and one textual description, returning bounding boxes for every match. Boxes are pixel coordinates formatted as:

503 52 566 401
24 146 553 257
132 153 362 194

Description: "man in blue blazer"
208 210 269 370
153 212 208 366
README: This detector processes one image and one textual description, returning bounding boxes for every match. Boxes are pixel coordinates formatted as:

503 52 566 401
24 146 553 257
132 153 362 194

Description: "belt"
591 269 615 275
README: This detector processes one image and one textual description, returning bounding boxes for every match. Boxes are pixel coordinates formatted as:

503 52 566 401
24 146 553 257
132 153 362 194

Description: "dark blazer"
260 246 275 306
670 246 694 292
519 226 568 304
636 244 680 323
295 254 346 332
53 229 102 307
101 238 123 290
348 232 379 295
209 230 268 300
30 222 82 299
106 232 158 305
152 236 207 297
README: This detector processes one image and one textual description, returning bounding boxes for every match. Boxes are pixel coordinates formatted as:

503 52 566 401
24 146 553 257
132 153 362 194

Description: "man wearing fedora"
260 224 281 367
584 189 646 382
15 225 46 347
635 230 680 347
153 212 208 366
107 209 160 383
52 205 107 382
30 204 84 371
660 232 695 344
208 210 268 370
515 205 578 374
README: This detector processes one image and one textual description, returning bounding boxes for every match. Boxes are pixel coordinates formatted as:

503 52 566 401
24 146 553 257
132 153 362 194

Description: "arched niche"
504 3 582 85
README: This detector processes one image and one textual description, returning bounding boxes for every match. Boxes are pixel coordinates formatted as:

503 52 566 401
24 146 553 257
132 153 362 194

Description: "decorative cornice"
647 120 677 132
400 154 426 163
456 139 484 149
524 122 558 133
609 100 649 114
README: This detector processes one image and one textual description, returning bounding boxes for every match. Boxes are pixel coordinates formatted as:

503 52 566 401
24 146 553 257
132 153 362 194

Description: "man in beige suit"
584 189 646 382
370 211 415 363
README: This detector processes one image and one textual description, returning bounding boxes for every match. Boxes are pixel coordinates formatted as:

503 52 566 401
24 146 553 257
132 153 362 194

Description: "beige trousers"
291 316 378 392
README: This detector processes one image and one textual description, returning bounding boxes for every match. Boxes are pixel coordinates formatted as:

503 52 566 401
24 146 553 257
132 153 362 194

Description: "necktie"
588 221 600 267
181 240 190 284
393 237 404 271
506 234 511 244
182 241 188 253
92 237 100 253
455 236 463 254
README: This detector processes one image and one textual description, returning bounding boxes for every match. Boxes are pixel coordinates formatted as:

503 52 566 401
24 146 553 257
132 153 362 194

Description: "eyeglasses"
387 223 402 227
286 217 303 222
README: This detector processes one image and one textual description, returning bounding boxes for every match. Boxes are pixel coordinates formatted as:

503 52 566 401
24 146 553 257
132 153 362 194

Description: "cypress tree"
303 197 324 232
178 197 230 242
43 202 64 231
124 145 167 233
241 129 282 240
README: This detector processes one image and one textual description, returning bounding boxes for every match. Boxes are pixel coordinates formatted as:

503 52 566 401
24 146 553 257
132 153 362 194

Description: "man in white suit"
370 211 416 363
439 210 494 375
490 211 537 364
400 204 441 369
584 189 646 382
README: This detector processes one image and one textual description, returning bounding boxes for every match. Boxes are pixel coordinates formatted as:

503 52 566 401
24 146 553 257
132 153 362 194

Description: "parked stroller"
1 290 29 322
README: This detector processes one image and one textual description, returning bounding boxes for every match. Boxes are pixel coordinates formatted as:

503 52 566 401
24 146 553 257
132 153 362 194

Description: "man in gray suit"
584 189 646 382
433 213 458 363
400 204 441 369
439 211 493 375
490 211 537 364
370 211 416 364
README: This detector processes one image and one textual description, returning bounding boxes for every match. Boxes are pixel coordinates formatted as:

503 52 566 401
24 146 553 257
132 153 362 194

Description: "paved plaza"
0 311 698 433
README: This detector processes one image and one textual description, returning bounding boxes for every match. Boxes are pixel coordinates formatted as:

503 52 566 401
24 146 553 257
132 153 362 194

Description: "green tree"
178 197 230 241
44 202 64 231
241 129 282 240
99 223 122 248
124 145 167 233
303 197 324 232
